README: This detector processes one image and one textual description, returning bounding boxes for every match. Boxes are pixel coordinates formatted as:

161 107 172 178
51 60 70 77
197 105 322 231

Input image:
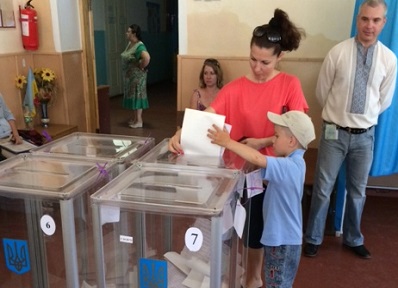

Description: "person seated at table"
0 93 23 159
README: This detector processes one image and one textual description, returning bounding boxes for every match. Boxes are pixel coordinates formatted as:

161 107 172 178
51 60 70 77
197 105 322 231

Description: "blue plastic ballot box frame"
0 153 118 288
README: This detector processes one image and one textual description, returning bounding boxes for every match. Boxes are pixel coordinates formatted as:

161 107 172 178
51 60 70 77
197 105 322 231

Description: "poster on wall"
0 0 16 28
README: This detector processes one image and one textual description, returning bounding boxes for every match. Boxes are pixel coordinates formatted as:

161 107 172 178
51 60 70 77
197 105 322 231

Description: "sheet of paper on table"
0 140 37 158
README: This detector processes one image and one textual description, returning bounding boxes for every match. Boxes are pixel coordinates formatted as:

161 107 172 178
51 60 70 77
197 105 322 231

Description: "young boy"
207 111 315 288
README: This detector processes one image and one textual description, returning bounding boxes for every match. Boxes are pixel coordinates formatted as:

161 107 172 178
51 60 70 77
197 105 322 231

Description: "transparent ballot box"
31 132 155 173
91 162 242 288
0 154 118 288
139 138 249 171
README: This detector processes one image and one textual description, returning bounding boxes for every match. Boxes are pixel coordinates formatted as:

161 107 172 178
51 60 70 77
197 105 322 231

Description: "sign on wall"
0 0 16 28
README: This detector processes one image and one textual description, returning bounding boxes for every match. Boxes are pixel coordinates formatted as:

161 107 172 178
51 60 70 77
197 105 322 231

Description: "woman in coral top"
169 9 308 288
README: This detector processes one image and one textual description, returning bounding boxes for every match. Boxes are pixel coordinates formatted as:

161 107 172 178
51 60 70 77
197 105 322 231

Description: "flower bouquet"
15 67 57 105
34 68 57 105
15 67 57 128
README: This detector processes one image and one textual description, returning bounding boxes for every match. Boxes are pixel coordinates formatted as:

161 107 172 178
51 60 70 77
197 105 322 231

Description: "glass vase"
40 102 50 127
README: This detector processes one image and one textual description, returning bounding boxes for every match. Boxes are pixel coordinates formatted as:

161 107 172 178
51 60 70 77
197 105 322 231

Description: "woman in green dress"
121 24 150 128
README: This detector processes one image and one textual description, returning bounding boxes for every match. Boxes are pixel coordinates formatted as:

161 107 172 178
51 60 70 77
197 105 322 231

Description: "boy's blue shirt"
260 149 306 246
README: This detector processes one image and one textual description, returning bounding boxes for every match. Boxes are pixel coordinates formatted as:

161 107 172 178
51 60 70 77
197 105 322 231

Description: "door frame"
79 0 98 132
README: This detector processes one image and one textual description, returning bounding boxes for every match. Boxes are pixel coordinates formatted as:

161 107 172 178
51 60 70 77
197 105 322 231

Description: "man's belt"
325 121 372 134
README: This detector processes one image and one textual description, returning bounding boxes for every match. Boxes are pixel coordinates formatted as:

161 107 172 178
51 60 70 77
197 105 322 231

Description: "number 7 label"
185 227 203 252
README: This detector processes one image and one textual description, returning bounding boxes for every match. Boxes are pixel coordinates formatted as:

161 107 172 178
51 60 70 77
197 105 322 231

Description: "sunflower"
41 68 56 82
16 67 57 106
15 75 27 89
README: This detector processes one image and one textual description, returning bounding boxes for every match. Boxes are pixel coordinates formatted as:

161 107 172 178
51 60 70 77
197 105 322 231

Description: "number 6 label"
185 227 203 252
40 215 56 236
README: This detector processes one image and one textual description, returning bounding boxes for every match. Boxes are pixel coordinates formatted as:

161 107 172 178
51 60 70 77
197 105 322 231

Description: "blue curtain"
351 0 398 176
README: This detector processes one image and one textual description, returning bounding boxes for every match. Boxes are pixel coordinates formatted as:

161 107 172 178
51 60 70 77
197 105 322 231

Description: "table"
1 125 78 160
34 124 78 140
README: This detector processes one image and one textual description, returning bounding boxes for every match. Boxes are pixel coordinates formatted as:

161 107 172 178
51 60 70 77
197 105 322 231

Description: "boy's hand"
207 124 231 148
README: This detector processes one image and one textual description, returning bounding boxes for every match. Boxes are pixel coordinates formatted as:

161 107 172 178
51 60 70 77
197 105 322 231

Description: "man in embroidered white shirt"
304 0 397 259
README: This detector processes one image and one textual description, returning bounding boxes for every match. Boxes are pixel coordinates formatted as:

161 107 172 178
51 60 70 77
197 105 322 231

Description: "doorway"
92 0 178 96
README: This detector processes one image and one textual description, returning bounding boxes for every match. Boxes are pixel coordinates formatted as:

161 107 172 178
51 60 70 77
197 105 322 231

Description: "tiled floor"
110 80 398 288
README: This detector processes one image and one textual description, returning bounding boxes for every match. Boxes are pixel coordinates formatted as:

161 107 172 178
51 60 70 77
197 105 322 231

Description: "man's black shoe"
303 243 319 257
344 244 371 259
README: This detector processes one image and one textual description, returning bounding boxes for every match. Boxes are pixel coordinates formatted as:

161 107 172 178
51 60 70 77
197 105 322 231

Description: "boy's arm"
208 124 267 168
240 136 274 150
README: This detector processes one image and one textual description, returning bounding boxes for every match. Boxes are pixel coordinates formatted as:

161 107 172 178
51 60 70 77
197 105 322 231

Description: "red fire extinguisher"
20 0 39 50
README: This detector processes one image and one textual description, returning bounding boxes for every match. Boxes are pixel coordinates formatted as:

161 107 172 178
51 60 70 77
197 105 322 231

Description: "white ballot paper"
181 108 226 156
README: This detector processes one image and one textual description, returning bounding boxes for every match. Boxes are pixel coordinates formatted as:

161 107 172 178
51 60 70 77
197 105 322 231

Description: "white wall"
179 0 356 58
49 0 81 52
